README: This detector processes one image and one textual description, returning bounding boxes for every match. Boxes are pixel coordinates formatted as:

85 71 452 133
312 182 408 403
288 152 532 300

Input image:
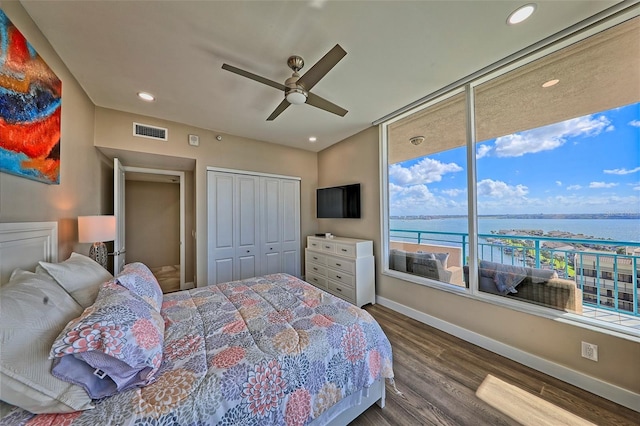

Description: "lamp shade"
286 90 307 105
78 215 116 243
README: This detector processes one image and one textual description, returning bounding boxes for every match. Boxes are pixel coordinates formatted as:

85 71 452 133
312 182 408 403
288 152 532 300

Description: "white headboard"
0 221 58 285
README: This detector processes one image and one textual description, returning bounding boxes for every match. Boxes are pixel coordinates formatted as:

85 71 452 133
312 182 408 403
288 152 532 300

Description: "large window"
382 15 640 336
387 92 468 287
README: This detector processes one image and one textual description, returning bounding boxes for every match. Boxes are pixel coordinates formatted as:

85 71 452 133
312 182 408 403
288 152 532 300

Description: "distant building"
574 251 640 313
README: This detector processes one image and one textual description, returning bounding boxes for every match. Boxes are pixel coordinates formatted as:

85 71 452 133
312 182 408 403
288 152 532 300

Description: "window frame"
379 7 640 340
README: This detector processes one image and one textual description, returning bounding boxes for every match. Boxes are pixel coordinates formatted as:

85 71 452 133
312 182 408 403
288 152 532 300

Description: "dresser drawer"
307 238 322 250
320 241 336 253
327 280 355 302
327 270 354 287
306 273 327 289
326 257 355 274
307 252 326 264
335 243 356 257
306 262 326 276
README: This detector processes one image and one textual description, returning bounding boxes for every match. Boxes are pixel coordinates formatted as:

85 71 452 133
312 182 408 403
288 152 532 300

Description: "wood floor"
351 304 639 426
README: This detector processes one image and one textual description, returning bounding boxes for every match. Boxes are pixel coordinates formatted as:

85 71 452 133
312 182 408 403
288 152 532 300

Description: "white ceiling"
20 0 624 152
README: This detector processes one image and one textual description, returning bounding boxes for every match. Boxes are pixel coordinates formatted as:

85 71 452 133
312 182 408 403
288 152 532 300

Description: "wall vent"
133 122 168 141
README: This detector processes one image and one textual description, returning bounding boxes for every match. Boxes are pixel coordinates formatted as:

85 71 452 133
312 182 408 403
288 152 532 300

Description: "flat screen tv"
317 183 361 219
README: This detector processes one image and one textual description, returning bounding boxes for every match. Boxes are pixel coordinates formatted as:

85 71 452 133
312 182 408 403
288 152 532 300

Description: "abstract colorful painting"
0 9 61 184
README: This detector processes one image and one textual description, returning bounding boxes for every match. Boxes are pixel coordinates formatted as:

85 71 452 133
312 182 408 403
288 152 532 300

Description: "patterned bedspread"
2 273 394 426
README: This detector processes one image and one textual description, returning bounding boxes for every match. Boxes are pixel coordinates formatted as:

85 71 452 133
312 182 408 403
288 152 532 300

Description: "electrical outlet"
581 341 598 361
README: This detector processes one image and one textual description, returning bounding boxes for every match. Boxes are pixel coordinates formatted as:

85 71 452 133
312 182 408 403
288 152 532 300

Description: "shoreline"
391 213 640 220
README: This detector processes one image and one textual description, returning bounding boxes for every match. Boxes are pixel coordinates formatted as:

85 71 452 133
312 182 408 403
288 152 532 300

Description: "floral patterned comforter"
2 273 394 426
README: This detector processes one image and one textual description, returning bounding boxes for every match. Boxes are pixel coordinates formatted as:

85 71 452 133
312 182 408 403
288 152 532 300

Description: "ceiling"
20 1 626 153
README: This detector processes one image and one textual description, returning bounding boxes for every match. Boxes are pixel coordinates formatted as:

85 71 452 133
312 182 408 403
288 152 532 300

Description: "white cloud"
633 185 640 191
493 114 612 157
389 157 462 186
476 144 492 159
477 179 528 199
555 180 562 186
566 184 582 190
477 193 640 215
629 119 640 127
441 188 466 197
389 183 466 216
603 166 640 175
589 181 618 189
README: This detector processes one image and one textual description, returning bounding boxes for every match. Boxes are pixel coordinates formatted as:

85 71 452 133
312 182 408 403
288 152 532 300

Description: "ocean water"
390 218 640 243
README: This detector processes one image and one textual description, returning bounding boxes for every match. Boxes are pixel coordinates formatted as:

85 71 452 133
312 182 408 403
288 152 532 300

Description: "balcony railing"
390 228 640 317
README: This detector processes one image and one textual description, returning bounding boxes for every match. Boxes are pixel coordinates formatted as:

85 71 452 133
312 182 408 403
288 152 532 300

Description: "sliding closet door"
261 177 282 275
208 169 300 285
207 172 235 284
280 179 300 277
235 174 260 280
260 177 300 277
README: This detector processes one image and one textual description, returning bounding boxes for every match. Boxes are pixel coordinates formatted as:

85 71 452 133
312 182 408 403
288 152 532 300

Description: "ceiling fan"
222 44 348 121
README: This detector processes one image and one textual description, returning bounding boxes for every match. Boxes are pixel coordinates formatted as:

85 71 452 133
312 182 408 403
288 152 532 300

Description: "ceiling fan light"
286 89 307 105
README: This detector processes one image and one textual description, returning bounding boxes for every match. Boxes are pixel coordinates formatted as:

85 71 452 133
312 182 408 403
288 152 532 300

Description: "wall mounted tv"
316 183 361 219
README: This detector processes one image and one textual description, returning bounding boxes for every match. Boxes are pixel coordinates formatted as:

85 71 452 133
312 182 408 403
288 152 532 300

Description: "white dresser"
305 236 375 307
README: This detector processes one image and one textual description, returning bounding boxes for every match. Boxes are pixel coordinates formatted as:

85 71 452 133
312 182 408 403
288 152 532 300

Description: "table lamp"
78 215 116 269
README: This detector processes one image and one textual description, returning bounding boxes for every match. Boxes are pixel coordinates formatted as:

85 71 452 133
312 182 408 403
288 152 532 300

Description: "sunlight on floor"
476 374 595 426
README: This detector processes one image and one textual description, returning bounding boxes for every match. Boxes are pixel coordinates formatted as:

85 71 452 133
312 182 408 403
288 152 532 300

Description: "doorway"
114 158 186 292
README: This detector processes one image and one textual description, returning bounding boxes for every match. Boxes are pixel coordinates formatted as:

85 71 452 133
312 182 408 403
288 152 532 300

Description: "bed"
0 222 394 425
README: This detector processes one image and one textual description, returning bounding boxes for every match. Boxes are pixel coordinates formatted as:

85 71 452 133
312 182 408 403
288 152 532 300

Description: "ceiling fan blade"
297 44 346 92
266 99 291 121
306 92 348 117
222 63 286 91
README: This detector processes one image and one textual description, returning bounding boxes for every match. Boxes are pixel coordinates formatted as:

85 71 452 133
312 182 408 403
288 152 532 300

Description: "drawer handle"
336 263 342 267
324 245 331 249
341 248 348 252
246 250 250 253
313 257 319 260
313 267 318 271
336 287 342 292
336 275 342 279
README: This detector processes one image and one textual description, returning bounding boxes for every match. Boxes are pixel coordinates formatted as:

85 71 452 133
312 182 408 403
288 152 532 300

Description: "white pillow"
0 269 94 413
38 252 113 308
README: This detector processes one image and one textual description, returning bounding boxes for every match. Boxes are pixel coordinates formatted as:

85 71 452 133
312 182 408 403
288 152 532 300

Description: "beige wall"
125 180 180 269
0 2 109 260
93 107 318 286
317 126 640 397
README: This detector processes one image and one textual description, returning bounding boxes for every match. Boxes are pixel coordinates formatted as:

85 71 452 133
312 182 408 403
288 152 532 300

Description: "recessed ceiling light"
137 92 155 101
309 137 317 143
507 3 536 25
542 79 560 88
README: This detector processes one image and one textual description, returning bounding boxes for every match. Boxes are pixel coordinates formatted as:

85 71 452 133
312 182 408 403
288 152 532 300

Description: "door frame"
116 159 186 289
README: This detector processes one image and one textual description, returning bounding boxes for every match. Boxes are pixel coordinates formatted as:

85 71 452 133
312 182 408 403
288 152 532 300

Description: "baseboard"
376 296 640 412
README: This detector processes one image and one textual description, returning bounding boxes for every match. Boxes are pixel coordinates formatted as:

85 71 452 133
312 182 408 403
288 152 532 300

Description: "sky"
389 102 640 216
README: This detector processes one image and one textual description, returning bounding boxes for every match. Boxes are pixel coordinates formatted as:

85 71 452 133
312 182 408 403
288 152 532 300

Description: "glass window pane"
472 18 640 326
387 93 468 287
